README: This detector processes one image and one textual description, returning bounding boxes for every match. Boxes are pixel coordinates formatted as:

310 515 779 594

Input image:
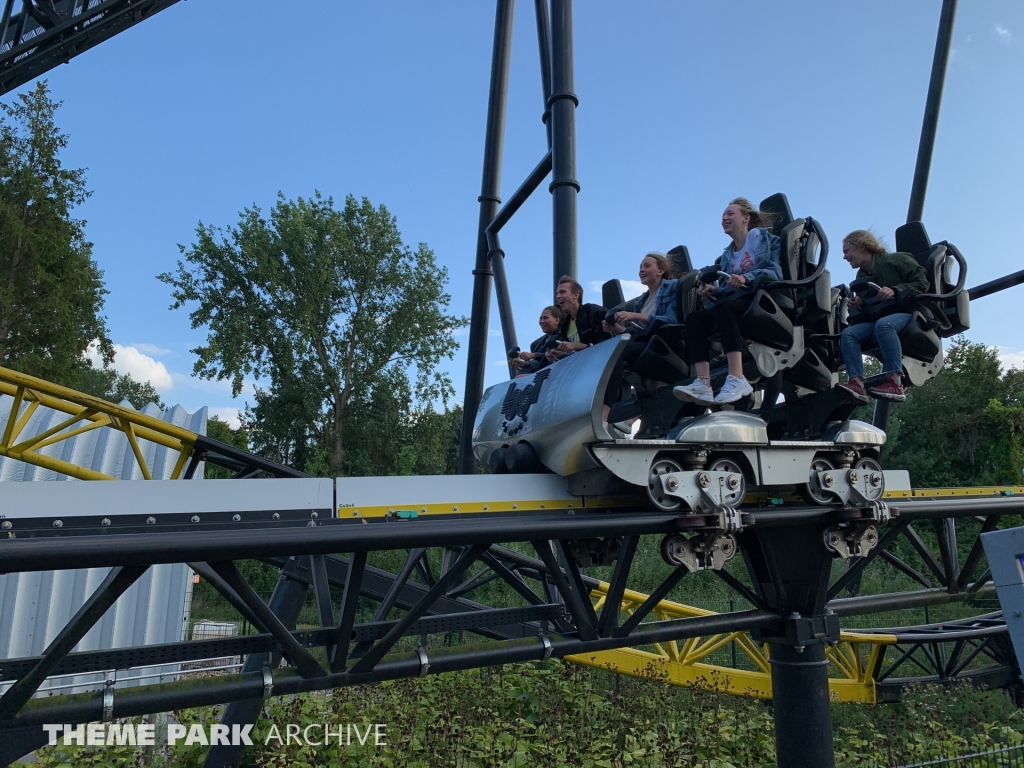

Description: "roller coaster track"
1 364 1022 734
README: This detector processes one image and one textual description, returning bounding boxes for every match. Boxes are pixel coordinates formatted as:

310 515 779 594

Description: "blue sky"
5 1 1023 425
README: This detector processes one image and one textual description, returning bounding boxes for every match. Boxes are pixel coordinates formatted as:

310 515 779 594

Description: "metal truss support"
459 0 515 474
0 564 148 719
202 559 311 768
0 0 183 95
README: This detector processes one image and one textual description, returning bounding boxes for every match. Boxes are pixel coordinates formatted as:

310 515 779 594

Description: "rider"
547 276 610 362
835 230 930 403
510 305 563 374
673 198 782 404
601 252 680 421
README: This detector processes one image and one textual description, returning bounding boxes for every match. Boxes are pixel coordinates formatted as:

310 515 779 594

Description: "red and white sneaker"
836 377 870 404
868 373 906 402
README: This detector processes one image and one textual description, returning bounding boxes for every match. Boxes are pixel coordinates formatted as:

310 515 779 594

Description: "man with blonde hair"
547 275 609 361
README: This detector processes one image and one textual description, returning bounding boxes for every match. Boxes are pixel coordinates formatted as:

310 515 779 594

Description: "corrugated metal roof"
0 396 207 693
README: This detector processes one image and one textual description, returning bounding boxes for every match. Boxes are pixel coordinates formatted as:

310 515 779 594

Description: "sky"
4 1 1023 426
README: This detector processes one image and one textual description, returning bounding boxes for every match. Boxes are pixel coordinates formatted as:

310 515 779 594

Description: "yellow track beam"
0 366 199 481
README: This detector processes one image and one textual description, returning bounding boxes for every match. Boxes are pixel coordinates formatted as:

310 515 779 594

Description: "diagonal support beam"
208 560 325 679
350 544 488 674
532 540 597 640
187 562 269 633
597 535 637 637
330 551 366 673
903 523 947 586
614 566 689 638
0 564 148 719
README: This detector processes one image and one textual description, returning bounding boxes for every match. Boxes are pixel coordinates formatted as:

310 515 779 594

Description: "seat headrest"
895 221 932 257
602 279 625 309
667 245 692 275
758 193 794 235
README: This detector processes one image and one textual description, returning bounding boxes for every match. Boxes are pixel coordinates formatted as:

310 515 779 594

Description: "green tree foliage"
884 337 1024 486
202 415 249 480
72 364 163 411
159 192 466 476
0 81 113 383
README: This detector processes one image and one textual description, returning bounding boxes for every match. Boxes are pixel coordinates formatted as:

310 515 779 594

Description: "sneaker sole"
869 391 906 402
714 386 753 404
673 387 713 404
837 386 870 404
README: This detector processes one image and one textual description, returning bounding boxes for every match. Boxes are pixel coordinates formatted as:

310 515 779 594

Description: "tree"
73 364 163 411
203 415 249 480
160 192 467 475
883 337 1024 486
0 81 113 383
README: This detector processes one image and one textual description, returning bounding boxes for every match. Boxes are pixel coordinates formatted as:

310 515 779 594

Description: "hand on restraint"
725 273 748 288
876 286 895 300
847 296 864 309
602 320 626 335
698 283 718 298
558 341 588 353
613 311 647 326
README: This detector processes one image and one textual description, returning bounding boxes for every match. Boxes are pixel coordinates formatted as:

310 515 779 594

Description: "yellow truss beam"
569 583 898 704
0 365 200 481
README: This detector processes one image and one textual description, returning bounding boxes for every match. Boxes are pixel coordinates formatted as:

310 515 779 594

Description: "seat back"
602 279 625 309
777 218 807 281
667 245 692 276
895 221 970 337
759 192 794 235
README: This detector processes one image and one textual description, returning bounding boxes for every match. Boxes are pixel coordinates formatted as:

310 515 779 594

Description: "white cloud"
128 342 175 357
998 348 1024 371
88 342 174 392
206 407 242 429
996 25 1012 44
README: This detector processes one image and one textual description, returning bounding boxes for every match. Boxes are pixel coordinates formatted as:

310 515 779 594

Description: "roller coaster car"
474 194 889 515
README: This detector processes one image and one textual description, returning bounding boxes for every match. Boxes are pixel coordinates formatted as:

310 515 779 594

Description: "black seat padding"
667 245 692 275
759 193 794 235
602 279 625 310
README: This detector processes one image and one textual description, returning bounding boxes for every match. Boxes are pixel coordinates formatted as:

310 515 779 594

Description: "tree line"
2 82 1021 485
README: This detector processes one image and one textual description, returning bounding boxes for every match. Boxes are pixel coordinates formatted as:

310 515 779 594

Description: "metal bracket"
416 647 430 678
866 499 893 524
810 467 885 506
262 665 273 699
659 470 745 514
661 533 738 572
824 524 880 559
539 633 553 660
102 679 114 722
716 505 742 534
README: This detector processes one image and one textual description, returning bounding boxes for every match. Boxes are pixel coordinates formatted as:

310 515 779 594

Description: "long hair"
729 197 779 230
843 229 888 256
642 252 671 279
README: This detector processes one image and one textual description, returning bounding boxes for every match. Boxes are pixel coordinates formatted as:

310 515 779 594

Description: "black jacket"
520 332 562 374
558 303 610 347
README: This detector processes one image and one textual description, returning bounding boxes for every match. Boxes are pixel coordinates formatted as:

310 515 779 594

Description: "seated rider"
547 276 610 362
835 230 930 403
510 305 564 374
674 197 782 405
601 252 679 421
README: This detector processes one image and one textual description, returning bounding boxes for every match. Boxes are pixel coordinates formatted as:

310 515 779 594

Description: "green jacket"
857 252 929 298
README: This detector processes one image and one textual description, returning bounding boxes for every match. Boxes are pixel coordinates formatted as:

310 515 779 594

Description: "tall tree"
160 192 466 475
0 81 113 382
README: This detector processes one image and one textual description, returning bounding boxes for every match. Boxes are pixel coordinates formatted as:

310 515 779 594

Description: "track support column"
458 0 515 474
769 642 835 768
549 0 578 290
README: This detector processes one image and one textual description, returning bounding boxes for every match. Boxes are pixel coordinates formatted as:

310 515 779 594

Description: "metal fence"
897 744 1024 768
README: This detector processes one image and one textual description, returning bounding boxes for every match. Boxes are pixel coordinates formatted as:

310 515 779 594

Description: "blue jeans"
841 313 913 379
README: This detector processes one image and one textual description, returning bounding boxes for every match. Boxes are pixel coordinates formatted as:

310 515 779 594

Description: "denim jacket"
631 278 679 326
715 227 783 288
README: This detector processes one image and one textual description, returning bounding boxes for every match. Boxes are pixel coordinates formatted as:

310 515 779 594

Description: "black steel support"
0 564 148 720
202 560 310 768
534 0 553 146
458 0 515 474
907 0 958 223
548 0 578 289
330 551 367 672
770 643 835 768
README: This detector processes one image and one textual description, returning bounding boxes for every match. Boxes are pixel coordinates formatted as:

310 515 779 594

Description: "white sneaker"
674 378 714 404
714 375 753 404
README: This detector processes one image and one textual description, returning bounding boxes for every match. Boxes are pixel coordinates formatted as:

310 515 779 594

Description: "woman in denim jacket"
601 253 679 435
674 198 782 405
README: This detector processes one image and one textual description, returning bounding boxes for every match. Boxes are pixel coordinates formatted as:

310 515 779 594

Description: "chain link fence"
897 745 1024 768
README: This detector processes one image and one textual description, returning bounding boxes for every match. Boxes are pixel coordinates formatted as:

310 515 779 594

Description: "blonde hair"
728 197 779 230
843 229 887 256
557 275 583 301
641 252 671 278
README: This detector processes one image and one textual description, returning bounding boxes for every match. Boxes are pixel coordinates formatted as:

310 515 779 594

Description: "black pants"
602 338 648 407
685 298 751 365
